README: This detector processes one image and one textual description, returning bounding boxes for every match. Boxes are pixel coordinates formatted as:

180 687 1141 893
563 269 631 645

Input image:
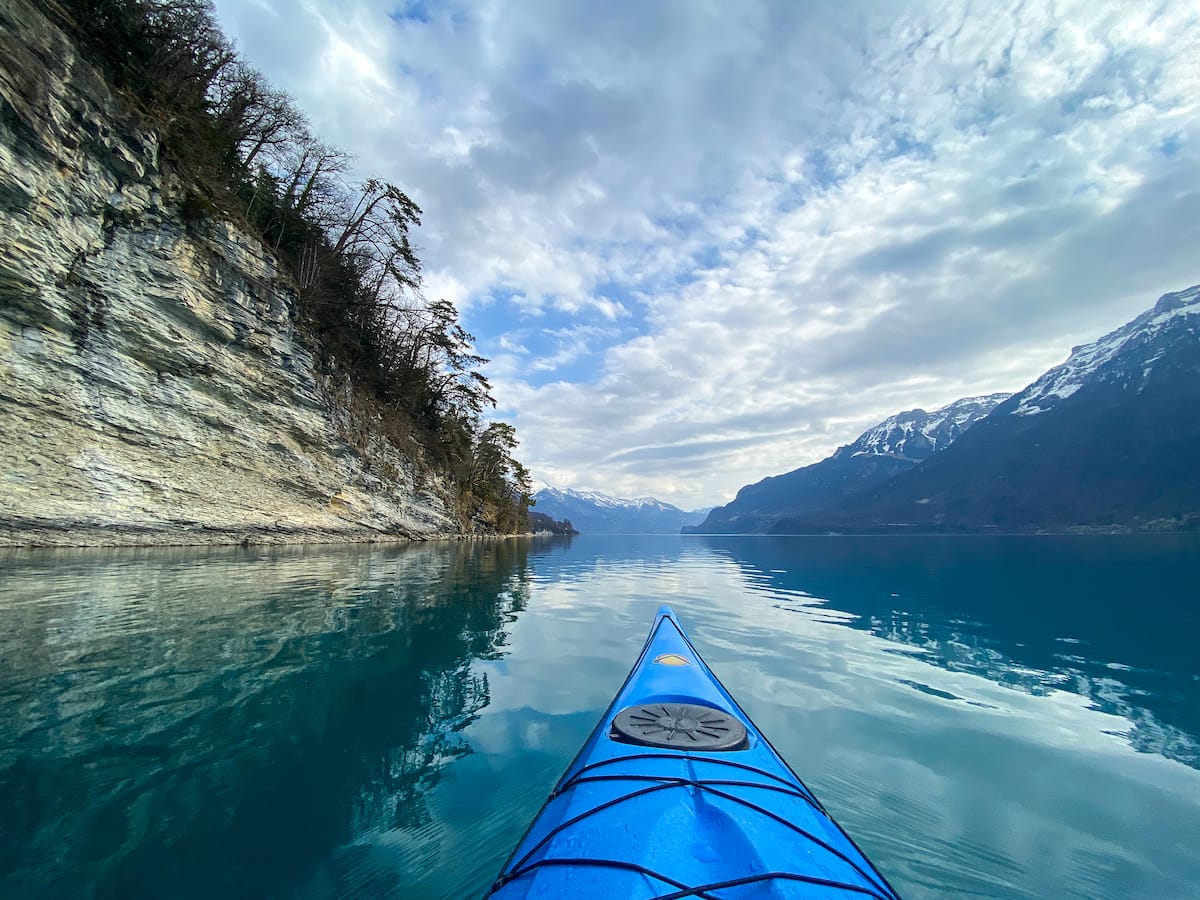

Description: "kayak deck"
487 607 900 898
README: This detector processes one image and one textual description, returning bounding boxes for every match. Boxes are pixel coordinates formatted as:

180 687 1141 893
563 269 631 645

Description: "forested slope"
0 0 532 543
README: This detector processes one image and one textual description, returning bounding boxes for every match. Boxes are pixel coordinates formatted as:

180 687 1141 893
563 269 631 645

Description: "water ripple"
2 535 1199 899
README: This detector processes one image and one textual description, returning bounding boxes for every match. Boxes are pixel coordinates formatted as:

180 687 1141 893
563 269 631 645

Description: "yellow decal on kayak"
653 653 690 666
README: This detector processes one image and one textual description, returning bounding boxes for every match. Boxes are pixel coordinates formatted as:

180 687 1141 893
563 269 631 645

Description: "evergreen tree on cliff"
40 0 532 532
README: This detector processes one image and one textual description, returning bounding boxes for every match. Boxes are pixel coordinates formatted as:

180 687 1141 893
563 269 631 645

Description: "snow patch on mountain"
1013 284 1200 417
843 393 1012 460
535 484 675 511
533 484 710 533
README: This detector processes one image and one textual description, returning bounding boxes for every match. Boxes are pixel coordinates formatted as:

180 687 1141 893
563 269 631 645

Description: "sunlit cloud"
213 0 1200 506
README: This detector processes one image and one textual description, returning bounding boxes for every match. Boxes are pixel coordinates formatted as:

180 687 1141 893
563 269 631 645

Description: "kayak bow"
486 606 900 899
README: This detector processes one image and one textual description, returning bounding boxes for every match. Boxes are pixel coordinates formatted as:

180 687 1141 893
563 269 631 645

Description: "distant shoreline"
0 523 560 549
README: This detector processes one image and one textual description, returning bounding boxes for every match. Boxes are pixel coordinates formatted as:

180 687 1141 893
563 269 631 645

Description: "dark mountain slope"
686 395 1009 534
771 284 1200 532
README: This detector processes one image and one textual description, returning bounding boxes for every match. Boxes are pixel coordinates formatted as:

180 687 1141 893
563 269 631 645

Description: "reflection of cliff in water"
699 535 1200 768
0 539 556 899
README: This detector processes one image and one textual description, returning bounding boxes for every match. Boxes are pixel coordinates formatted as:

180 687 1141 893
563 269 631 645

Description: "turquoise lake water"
1 535 1198 898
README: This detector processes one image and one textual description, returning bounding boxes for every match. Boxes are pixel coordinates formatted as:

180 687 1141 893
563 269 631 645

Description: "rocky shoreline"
0 0 465 547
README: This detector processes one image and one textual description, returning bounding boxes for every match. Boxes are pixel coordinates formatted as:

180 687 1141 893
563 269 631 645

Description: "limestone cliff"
0 0 460 546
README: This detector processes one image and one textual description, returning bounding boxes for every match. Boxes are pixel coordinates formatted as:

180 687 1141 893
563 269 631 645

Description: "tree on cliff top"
43 0 532 533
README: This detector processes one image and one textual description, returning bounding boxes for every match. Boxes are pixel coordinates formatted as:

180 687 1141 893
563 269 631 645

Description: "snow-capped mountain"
1012 284 1200 417
765 283 1200 533
687 394 1008 534
536 485 673 512
842 394 1013 460
533 486 710 534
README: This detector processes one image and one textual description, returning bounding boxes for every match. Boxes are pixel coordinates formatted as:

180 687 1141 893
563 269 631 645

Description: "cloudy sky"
211 0 1199 508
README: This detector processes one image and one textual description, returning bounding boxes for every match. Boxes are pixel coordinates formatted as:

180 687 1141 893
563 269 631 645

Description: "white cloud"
212 0 1200 507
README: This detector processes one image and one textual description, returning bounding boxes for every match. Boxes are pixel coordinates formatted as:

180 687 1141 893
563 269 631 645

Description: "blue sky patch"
212 0 1200 506
389 1 431 24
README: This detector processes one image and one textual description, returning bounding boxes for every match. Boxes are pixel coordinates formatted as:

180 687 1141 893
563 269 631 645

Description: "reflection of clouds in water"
521 720 551 749
6 535 1196 899
768 586 1200 769
1082 676 1199 767
692 534 1200 773
758 594 1200 828
500 536 1200 777
0 541 536 898
466 537 1200 898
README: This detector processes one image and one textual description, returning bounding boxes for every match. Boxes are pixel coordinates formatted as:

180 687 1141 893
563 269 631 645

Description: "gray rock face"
0 0 458 545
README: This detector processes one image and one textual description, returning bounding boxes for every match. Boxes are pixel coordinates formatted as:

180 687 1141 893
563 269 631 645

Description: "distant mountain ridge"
771 282 1200 533
1012 285 1199 418
533 486 709 534
686 394 1010 534
693 283 1200 533
707 283 1199 534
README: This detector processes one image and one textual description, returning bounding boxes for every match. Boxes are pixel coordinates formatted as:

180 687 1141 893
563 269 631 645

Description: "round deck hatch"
610 703 748 751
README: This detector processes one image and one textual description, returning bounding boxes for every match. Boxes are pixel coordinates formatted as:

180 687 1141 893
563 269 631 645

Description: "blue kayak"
486 607 900 899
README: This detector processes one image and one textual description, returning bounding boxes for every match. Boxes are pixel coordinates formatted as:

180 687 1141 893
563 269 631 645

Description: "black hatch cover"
610 703 748 751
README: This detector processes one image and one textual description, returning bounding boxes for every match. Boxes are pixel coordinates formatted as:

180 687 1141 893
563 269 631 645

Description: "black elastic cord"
688 781 893 897
559 751 819 804
493 856 721 900
650 869 897 900
567 773 820 811
508 780 688 874
494 858 895 900
509 772 891 897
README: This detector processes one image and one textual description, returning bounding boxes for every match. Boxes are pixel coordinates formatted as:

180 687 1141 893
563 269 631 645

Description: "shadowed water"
1 535 1197 898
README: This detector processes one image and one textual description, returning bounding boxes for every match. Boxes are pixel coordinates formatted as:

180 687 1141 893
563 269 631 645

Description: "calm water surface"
1 535 1198 898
